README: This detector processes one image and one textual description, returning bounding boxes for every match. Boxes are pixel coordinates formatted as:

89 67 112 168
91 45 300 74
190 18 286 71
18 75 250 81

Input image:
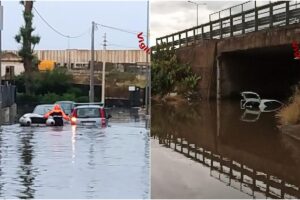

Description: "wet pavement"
151 100 300 199
0 109 149 199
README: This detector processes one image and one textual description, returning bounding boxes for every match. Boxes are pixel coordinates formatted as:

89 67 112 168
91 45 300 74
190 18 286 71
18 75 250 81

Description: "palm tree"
15 1 40 94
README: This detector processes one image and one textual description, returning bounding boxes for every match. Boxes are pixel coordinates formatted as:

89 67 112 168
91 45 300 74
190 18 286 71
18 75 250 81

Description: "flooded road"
0 109 149 198
151 100 300 199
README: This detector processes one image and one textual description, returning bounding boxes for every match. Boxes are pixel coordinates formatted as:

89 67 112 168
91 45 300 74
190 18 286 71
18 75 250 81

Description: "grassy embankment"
277 86 300 125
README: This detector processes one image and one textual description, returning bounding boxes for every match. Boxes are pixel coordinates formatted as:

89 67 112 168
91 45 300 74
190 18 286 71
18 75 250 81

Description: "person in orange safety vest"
44 104 70 121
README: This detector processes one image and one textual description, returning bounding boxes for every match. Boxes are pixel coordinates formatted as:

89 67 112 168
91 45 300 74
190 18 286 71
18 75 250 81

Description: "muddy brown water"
0 108 149 198
151 100 300 199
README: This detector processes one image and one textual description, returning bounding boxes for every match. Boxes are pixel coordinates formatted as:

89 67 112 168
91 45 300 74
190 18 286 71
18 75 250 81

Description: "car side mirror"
107 114 112 119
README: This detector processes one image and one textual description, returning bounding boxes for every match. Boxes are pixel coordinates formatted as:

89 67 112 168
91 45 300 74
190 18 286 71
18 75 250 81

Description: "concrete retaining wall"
0 103 17 125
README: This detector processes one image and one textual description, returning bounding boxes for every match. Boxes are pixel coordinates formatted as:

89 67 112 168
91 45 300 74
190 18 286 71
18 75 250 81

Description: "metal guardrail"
0 85 16 108
156 1 300 49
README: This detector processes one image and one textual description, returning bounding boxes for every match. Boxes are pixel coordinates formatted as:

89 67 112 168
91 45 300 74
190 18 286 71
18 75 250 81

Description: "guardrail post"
210 23 213 39
286 1 290 25
220 20 223 39
179 33 181 47
201 25 204 39
242 4 245 34
230 8 233 37
255 1 258 31
270 2 273 28
172 35 174 48
219 11 222 39
186 31 188 46
193 28 196 44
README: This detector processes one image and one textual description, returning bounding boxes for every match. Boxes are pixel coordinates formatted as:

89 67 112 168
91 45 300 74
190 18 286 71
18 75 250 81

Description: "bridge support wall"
175 24 300 100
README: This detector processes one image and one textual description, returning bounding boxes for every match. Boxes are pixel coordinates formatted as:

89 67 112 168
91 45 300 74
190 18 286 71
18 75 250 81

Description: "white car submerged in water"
240 91 283 112
19 104 56 126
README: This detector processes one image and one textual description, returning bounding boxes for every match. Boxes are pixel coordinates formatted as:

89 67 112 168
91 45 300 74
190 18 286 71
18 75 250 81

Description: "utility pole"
67 35 71 69
89 21 95 102
146 0 150 117
101 33 107 105
187 1 206 34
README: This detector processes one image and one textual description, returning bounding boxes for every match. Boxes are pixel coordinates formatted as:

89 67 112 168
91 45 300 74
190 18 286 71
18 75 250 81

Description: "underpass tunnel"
220 44 300 100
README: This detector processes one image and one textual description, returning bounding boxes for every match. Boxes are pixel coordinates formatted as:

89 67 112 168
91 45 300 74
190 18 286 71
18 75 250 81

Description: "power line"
95 22 146 36
33 6 90 39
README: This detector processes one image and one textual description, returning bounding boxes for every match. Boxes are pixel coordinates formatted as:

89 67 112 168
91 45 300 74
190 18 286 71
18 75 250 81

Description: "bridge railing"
0 85 16 108
156 1 300 49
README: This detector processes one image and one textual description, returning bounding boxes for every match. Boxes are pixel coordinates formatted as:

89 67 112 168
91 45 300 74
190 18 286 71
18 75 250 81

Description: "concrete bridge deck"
156 1 300 100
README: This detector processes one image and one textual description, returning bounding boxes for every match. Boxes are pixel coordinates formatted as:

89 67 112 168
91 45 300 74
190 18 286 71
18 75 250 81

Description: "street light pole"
101 33 107 105
89 21 95 102
147 0 150 117
187 1 206 30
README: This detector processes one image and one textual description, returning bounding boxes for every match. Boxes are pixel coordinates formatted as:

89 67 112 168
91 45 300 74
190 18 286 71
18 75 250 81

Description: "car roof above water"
75 105 104 109
55 101 75 104
35 104 54 108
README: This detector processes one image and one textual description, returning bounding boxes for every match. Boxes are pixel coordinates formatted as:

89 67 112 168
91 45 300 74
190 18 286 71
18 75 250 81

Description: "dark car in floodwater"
55 101 76 115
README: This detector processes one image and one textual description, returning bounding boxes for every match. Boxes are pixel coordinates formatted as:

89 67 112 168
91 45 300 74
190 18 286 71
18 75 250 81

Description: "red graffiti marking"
137 32 150 54
292 41 300 59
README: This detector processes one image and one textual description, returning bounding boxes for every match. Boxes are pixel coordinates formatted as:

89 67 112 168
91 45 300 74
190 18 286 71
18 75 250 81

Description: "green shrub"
16 93 39 105
151 43 201 98
75 96 89 103
39 93 61 104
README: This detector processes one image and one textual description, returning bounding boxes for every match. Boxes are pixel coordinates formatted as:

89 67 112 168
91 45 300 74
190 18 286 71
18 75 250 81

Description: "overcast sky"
3 0 279 50
2 1 148 50
150 0 275 45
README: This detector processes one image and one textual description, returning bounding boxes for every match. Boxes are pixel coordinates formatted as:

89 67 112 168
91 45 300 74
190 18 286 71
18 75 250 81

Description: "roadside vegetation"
151 43 201 102
15 1 40 95
15 68 89 105
277 84 300 125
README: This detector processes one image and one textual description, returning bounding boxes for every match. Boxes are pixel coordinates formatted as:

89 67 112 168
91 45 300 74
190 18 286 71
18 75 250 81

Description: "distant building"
1 49 149 78
1 51 24 80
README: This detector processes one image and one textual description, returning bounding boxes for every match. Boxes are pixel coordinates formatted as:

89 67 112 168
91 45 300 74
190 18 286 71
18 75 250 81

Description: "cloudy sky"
2 0 277 50
150 0 273 45
2 1 148 50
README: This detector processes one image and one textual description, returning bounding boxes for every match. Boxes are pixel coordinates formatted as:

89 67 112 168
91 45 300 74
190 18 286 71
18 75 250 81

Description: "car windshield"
77 108 101 118
33 105 53 115
243 93 260 99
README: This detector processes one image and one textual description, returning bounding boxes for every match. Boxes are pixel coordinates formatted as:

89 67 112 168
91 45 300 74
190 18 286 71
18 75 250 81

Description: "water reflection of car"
70 105 112 127
240 109 261 122
55 101 76 116
19 104 56 126
240 91 283 112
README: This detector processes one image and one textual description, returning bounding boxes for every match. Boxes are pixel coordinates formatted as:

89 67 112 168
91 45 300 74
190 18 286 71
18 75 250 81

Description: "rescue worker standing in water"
44 104 70 126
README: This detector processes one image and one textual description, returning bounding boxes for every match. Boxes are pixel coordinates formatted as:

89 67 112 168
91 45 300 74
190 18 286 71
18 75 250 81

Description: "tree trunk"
23 1 33 95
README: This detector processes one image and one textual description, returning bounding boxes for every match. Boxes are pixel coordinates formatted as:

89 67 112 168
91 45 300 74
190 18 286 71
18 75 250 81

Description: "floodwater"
0 108 149 199
151 100 300 199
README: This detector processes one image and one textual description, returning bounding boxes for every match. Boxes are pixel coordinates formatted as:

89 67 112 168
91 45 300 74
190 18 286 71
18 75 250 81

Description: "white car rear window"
77 108 101 118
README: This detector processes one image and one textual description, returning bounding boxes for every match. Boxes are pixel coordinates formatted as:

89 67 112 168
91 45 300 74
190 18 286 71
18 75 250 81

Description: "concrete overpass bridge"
156 1 300 100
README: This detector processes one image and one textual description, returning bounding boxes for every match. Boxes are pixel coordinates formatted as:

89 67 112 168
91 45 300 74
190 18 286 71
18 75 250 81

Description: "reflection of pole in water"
17 131 36 198
72 125 76 163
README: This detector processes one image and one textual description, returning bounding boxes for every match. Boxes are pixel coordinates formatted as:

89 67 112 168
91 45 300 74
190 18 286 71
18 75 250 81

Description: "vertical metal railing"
156 1 300 49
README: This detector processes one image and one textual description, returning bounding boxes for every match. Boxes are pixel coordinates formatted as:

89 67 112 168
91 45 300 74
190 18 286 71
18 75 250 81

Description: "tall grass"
277 86 300 125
